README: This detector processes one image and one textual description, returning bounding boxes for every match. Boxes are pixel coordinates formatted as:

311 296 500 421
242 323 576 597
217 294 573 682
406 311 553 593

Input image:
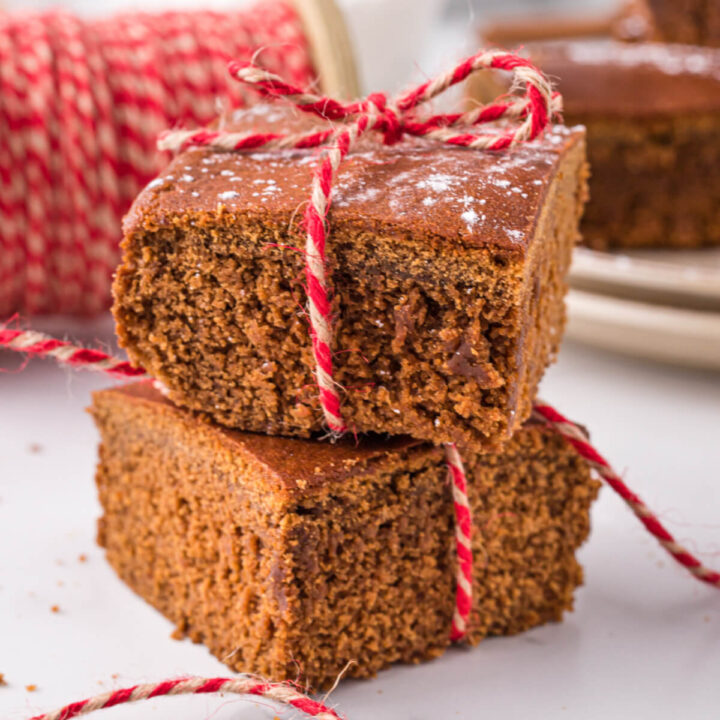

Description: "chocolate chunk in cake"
91 382 599 689
113 105 588 450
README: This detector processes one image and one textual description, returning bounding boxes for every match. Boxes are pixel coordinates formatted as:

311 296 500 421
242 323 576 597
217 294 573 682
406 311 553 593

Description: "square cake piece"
469 40 720 249
617 0 720 48
113 105 588 451
91 383 599 689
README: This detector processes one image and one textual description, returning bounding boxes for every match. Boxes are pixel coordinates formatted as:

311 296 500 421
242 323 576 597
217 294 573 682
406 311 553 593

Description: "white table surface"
1 319 719 720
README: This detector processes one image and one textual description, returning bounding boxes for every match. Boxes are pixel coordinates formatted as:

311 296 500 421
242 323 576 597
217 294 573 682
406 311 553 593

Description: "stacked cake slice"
471 3 720 250
92 104 599 687
619 0 720 47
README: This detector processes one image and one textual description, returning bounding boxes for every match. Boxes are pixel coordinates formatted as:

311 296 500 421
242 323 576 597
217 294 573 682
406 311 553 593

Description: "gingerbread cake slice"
616 0 720 48
91 382 599 689
469 40 720 250
113 105 588 451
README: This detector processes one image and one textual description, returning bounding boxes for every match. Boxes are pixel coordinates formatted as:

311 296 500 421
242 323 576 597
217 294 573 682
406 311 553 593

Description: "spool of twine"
0 0 359 318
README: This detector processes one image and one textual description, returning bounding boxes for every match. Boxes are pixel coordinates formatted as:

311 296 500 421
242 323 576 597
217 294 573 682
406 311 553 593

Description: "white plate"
566 288 720 370
571 246 720 309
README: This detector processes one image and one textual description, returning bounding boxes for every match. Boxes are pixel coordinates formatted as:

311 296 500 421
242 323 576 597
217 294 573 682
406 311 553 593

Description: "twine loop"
363 92 403 145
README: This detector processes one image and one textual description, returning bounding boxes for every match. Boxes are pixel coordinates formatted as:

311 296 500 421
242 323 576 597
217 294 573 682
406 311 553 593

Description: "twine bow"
158 49 562 436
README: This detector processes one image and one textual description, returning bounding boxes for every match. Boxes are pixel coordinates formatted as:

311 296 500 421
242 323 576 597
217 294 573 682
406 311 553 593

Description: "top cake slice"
114 105 587 450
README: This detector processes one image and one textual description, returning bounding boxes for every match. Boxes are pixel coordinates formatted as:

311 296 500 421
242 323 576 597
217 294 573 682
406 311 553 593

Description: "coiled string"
0 3 315 317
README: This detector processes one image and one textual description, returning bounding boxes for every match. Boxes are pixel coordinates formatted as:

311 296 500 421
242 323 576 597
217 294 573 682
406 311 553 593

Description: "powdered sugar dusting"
461 209 479 229
331 128 575 242
145 177 164 190
151 121 581 249
564 40 720 80
417 173 456 193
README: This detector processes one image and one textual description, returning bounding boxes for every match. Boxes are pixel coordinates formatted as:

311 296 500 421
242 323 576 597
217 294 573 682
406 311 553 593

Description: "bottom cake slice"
90 383 599 688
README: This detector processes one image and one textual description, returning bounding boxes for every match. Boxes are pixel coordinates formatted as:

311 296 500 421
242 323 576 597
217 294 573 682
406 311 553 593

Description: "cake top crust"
522 40 720 117
124 104 584 253
99 383 424 498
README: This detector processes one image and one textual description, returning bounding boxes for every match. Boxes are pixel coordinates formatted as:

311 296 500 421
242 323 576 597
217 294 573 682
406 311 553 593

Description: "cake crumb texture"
91 384 599 689
113 107 588 450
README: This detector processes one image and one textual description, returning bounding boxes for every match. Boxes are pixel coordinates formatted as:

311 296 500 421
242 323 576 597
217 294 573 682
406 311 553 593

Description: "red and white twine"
445 443 473 641
0 327 148 379
0 3 315 317
532 403 720 588
27 676 342 720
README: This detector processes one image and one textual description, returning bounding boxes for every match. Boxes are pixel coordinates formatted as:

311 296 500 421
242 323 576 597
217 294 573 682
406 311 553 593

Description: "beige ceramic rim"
291 0 361 99
566 288 720 371
570 246 720 309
